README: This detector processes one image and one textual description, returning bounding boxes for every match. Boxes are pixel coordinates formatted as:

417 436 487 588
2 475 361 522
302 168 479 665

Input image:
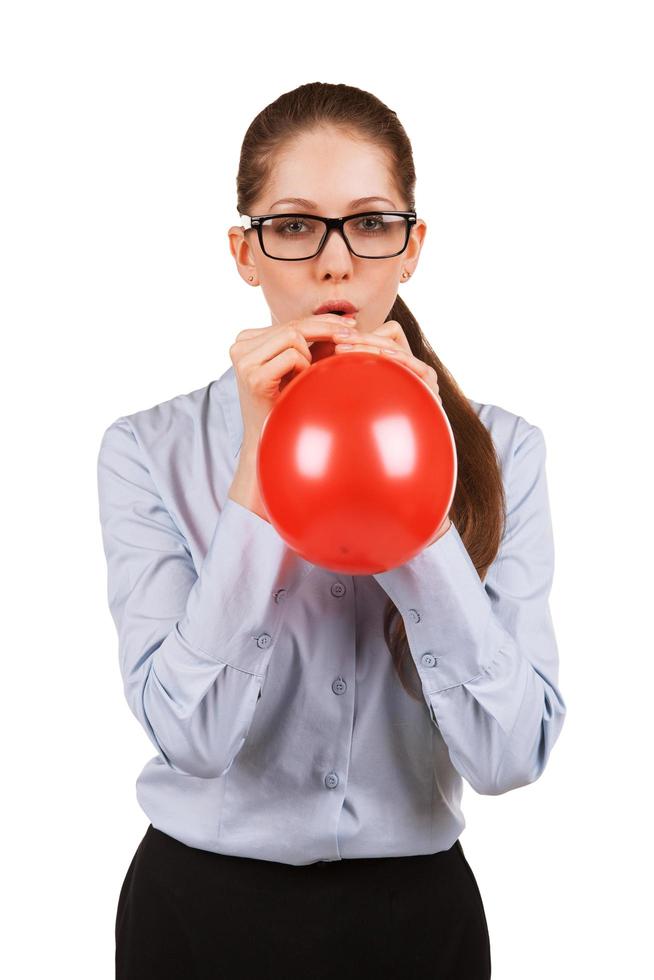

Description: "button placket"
325 581 349 794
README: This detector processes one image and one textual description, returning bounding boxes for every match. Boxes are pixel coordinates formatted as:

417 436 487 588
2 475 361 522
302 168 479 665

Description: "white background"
2 1 652 976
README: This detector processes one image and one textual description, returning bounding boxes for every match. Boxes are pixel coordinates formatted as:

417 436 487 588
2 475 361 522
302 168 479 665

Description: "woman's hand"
333 320 443 407
230 313 357 454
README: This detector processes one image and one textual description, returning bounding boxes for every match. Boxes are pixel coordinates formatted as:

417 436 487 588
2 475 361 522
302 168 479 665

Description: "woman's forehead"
265 194 399 212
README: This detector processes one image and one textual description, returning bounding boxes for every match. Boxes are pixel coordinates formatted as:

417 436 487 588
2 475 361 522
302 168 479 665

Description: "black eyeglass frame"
241 210 418 261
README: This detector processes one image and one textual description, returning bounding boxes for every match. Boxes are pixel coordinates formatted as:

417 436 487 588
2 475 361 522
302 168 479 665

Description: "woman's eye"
356 216 384 233
278 219 310 235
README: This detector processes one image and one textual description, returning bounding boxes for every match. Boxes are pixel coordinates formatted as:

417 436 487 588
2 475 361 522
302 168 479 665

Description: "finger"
239 327 312 371
366 320 412 354
236 314 355 345
333 331 405 355
238 316 356 368
255 347 312 394
368 330 440 393
334 340 396 355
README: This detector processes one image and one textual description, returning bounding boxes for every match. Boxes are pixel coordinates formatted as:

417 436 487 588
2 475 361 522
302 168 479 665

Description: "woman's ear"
227 225 258 285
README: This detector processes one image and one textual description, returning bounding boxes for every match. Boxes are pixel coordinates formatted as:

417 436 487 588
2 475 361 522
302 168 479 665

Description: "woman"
98 81 566 979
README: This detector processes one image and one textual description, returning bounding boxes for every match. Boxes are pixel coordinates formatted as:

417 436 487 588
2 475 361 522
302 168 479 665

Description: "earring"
401 270 411 281
248 276 254 282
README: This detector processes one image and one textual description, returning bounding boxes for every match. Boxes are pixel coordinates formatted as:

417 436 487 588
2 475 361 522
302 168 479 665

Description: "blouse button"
273 589 288 604
257 633 272 649
330 581 346 598
408 608 421 623
421 652 438 668
332 677 347 695
324 771 339 789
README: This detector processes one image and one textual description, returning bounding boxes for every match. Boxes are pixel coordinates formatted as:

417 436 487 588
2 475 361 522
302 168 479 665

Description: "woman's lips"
313 300 358 315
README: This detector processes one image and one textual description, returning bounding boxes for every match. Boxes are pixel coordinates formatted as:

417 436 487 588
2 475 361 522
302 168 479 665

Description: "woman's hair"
236 82 506 701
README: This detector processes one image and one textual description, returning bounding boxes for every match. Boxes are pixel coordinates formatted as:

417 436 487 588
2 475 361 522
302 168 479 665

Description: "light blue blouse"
97 364 566 866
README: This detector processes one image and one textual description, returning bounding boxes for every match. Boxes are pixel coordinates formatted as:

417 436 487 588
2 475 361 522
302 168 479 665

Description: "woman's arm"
97 417 314 779
373 419 567 796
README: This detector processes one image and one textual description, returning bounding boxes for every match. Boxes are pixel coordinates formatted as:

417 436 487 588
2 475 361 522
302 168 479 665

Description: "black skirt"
116 823 491 979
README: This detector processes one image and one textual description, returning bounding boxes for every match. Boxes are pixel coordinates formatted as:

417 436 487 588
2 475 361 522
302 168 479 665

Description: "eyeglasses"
241 210 417 261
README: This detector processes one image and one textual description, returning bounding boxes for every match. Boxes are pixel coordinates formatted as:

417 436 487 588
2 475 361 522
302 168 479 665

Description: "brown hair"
236 82 506 701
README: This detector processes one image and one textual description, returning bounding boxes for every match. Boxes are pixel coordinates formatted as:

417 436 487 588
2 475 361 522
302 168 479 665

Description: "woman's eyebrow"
268 196 397 210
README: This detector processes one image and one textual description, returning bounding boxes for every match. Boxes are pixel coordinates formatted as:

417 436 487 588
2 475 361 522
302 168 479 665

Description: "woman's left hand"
334 320 443 407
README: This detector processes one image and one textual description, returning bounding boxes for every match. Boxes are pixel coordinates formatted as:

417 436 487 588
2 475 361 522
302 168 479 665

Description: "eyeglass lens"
259 214 409 259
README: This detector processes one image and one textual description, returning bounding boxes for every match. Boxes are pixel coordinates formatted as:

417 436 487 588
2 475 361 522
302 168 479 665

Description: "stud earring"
248 276 254 282
401 270 411 281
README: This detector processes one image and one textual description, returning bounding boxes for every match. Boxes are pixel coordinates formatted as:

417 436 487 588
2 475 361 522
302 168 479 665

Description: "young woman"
98 81 566 979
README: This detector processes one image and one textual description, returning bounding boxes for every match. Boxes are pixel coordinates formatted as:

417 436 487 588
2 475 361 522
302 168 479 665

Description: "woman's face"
228 127 426 355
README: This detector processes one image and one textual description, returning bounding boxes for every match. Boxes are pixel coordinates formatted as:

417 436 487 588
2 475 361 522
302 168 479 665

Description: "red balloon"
257 352 457 574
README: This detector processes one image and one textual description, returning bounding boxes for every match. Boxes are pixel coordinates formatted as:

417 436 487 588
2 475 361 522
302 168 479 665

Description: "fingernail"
334 328 353 337
341 316 357 323
381 347 400 354
335 344 353 350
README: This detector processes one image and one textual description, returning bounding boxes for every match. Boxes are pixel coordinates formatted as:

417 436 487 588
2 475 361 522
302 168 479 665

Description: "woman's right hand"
229 313 357 454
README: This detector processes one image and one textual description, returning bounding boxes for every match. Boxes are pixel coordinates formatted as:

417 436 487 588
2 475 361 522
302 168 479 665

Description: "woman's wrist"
228 447 269 522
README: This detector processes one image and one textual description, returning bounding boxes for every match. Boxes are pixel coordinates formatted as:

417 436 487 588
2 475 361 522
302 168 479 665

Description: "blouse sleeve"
373 420 567 796
97 417 314 779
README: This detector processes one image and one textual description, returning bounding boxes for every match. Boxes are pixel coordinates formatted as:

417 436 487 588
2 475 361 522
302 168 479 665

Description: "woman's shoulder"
467 397 544 468
99 366 236 475
107 367 233 443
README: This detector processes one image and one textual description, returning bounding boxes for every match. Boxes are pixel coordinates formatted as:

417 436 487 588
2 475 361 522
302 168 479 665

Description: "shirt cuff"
372 521 495 694
176 496 316 675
